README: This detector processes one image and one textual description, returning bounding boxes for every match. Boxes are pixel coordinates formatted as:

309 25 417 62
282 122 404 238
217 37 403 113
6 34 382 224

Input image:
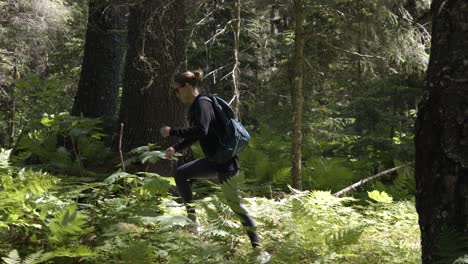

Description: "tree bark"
291 0 304 190
71 0 127 132
415 1 468 263
119 0 187 175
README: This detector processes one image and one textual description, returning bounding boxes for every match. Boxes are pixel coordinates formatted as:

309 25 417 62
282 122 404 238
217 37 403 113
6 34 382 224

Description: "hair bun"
193 70 204 80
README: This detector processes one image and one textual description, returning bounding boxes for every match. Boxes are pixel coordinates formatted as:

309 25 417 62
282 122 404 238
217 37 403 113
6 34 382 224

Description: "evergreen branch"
333 163 413 197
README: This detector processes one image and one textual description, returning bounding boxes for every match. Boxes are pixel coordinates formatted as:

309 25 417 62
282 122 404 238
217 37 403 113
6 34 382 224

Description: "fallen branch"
333 163 413 197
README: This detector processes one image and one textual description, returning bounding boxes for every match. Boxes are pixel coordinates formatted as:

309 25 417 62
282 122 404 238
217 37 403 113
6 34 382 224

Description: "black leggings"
175 158 259 248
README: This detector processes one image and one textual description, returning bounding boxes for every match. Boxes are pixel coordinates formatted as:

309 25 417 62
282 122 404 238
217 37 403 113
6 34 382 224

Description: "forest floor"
0 167 421 264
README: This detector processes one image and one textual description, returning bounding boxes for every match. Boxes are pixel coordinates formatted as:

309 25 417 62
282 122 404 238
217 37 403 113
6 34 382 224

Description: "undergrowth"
0 146 422 263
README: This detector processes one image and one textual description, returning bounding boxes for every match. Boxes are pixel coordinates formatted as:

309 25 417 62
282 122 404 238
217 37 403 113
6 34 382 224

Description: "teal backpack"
200 95 250 164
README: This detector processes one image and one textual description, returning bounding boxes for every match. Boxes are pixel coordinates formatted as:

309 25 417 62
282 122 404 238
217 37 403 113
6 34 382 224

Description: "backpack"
200 95 250 164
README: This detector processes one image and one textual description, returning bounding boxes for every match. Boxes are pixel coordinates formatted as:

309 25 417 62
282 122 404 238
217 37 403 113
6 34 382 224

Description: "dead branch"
119 123 126 172
204 19 235 45
333 163 413 197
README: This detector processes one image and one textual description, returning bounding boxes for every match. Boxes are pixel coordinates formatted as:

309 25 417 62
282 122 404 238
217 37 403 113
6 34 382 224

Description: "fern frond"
2 250 21 264
272 167 291 185
48 204 94 243
117 240 154 264
22 250 46 264
454 255 468 264
0 148 11 170
434 227 468 264
326 225 366 250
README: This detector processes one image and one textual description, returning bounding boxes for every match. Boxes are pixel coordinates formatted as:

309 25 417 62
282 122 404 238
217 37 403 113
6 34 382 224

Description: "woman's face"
174 82 193 103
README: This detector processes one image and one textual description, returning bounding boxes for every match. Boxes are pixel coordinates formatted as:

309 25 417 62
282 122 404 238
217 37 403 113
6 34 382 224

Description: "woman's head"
173 70 203 103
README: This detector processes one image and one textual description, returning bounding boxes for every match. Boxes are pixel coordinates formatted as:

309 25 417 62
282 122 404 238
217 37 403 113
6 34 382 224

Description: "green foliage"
374 164 416 200
0 162 96 262
0 0 85 147
2 246 94 264
303 157 357 192
126 144 172 165
103 169 174 200
0 152 421 263
15 113 112 175
13 76 73 127
454 255 468 264
433 227 468 264
0 149 11 174
239 128 291 191
0 169 58 229
48 204 94 244
254 190 420 263
367 190 393 203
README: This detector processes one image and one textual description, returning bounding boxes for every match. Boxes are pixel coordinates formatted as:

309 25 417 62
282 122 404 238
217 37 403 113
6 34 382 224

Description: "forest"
0 0 467 263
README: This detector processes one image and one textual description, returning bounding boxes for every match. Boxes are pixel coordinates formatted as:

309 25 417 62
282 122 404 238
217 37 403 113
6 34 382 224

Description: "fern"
48 204 94 244
128 144 177 165
454 255 468 264
2 246 94 264
367 190 393 204
141 173 174 197
0 148 11 172
433 227 468 264
2 250 21 264
374 165 416 200
115 240 155 264
326 225 366 251
272 167 291 185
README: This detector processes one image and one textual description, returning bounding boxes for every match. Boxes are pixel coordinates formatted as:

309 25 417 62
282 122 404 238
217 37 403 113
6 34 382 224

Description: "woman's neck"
189 90 200 103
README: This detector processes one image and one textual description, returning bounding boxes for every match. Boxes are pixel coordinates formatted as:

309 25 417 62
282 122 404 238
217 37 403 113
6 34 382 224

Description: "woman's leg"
175 158 217 220
219 172 260 248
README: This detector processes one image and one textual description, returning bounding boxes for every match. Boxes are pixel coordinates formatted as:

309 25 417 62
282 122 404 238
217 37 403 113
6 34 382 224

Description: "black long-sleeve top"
170 94 239 172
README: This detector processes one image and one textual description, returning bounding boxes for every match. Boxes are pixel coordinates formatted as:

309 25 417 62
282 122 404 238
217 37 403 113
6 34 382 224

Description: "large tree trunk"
291 0 304 190
119 0 187 175
415 1 468 263
71 0 127 122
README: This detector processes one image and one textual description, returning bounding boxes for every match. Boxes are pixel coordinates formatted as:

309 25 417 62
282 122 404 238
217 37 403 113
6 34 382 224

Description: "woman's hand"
160 126 171 138
165 147 175 159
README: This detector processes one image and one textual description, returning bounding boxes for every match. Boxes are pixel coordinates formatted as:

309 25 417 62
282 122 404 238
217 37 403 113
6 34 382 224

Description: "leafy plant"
48 204 94 244
2 246 94 264
15 113 112 175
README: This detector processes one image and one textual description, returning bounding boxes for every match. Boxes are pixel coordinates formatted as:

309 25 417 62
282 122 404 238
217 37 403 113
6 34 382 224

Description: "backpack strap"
197 95 227 146
198 95 212 103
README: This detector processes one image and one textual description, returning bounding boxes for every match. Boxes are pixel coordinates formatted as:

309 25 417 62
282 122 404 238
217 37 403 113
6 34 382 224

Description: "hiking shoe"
255 249 271 264
187 220 202 235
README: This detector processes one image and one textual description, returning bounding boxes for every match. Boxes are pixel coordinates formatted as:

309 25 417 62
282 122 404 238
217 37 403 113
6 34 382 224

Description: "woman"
159 70 260 249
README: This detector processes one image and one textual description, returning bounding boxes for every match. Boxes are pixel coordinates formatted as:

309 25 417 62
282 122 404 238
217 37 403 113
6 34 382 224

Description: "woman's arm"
170 99 213 139
172 137 198 152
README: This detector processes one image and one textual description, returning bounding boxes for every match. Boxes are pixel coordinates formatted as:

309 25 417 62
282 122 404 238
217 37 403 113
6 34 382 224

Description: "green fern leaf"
2 250 21 264
272 167 291 185
434 227 468 263
368 190 393 203
454 255 468 264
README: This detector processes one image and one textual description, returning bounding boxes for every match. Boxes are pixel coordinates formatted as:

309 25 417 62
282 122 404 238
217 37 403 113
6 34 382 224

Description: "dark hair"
174 70 204 88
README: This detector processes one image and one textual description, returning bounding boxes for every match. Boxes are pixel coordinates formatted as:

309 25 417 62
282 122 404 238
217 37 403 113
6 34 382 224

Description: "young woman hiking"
159 70 262 249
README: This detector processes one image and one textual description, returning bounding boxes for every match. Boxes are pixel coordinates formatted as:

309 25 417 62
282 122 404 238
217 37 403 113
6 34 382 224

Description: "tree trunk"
71 0 127 124
119 0 187 175
291 0 304 190
415 1 468 263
